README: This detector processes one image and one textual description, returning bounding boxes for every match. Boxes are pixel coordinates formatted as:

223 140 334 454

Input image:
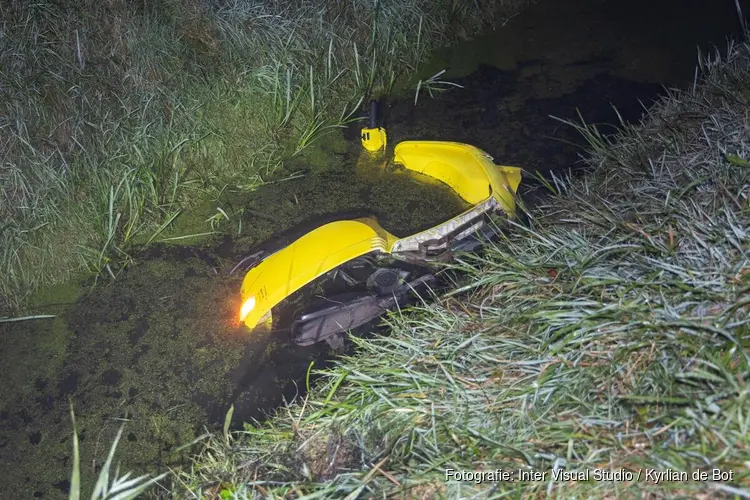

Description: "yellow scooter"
236 101 522 348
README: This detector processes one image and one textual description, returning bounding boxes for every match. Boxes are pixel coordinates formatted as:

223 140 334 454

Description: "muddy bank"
1 0 746 497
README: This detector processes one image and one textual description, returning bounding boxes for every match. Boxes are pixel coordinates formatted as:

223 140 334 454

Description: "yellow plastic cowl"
361 127 387 153
393 141 521 216
239 217 398 330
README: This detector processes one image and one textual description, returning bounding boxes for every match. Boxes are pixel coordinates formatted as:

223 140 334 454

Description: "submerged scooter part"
360 100 387 154
237 217 400 330
290 273 435 347
236 111 523 347
367 268 409 294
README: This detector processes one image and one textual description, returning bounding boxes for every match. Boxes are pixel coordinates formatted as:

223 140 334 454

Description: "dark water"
383 0 748 177
0 0 746 496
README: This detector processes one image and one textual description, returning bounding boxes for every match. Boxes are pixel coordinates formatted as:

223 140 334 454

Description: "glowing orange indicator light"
239 296 256 323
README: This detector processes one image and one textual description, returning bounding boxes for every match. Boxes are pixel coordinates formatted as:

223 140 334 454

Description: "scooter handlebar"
369 100 378 129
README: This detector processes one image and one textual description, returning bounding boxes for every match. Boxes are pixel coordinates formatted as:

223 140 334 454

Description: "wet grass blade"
0 314 55 323
68 403 81 500
224 404 234 446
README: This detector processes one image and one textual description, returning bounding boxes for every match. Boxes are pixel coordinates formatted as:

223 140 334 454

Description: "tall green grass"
0 0 530 313
171 28 750 499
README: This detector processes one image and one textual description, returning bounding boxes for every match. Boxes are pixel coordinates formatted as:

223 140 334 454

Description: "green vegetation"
2 1 534 497
0 249 252 498
7 0 748 497
68 404 167 500
169 30 750 498
0 0 527 313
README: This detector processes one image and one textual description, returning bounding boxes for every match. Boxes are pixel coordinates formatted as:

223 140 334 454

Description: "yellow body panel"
393 141 521 215
240 217 398 329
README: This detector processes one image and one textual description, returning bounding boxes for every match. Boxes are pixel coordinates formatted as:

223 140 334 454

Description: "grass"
67 403 168 500
0 0 530 314
413 69 465 106
164 27 750 499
